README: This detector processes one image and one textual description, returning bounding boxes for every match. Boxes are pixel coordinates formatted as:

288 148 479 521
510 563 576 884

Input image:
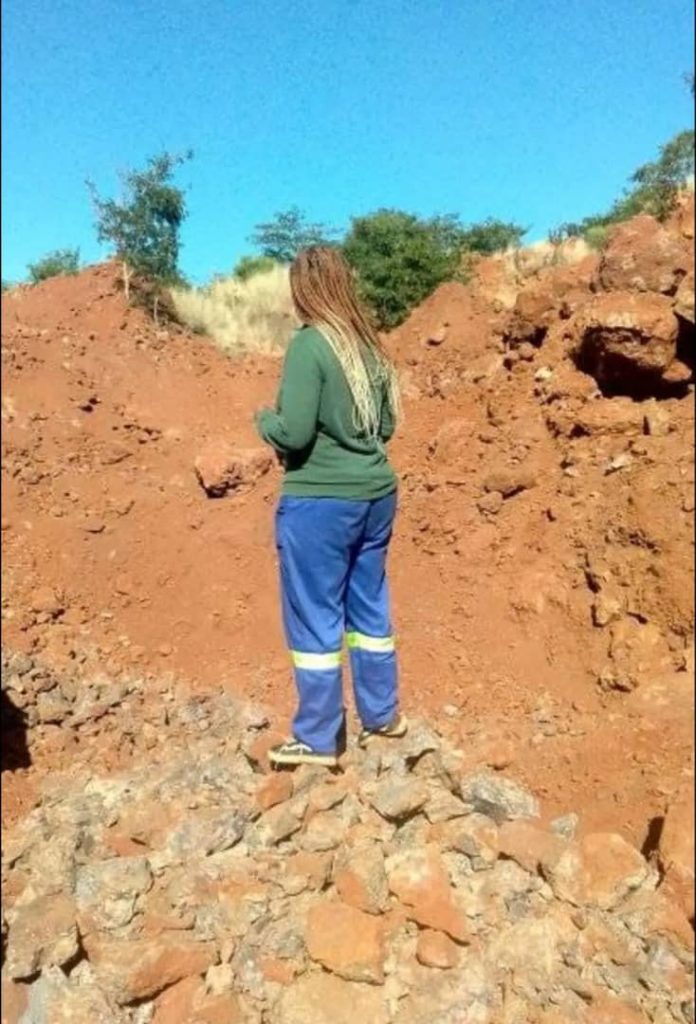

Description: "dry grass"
171 264 298 356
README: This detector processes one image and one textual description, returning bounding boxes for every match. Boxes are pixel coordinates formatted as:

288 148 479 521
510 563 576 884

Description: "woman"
255 246 407 768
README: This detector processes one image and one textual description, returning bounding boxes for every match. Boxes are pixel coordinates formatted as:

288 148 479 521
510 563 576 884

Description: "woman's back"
257 324 397 500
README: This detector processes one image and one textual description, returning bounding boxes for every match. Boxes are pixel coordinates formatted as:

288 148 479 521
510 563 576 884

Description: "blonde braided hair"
289 247 400 439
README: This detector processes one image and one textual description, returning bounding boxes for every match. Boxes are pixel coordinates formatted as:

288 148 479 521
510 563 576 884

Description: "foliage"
550 128 695 247
342 210 459 328
342 210 527 328
250 206 338 262
88 150 192 305
27 248 80 284
458 217 528 254
233 254 278 281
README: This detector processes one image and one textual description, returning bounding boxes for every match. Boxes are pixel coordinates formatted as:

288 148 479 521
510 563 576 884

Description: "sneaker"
358 714 409 747
268 738 338 769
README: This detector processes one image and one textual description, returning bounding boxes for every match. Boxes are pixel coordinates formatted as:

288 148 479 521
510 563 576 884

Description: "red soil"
2 253 694 846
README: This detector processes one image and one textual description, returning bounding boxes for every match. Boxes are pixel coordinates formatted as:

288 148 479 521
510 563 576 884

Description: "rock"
75 856 153 931
5 894 79 980
482 465 537 498
459 772 539 823
87 935 217 1005
447 813 500 870
270 972 389 1024
248 802 304 847
1 974 29 1023
386 846 469 942
299 809 346 852
658 786 695 921
541 832 649 910
505 256 597 348
255 772 294 811
550 813 579 840
369 778 429 822
165 810 247 858
498 820 567 873
592 589 624 627
29 586 64 617
425 327 447 346
598 214 691 295
307 780 348 814
674 267 695 324
305 901 386 983
477 491 504 516
17 965 121 1024
334 841 389 915
397 956 495 1023
274 851 332 896
151 978 212 1024
642 400 672 437
205 962 235 996
422 787 469 824
416 929 460 969
194 442 273 498
571 292 679 393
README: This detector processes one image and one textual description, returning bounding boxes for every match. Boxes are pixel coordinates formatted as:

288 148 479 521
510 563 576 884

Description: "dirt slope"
2 205 694 849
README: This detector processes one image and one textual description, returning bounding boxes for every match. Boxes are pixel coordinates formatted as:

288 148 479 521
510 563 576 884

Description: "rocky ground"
1 652 694 1023
1 196 694 1021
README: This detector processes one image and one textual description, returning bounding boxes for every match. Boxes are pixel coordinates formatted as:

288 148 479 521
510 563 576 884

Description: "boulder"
194 442 273 497
571 291 679 393
598 214 691 295
334 841 389 914
658 785 695 921
305 901 386 983
271 972 389 1024
459 772 539 822
674 268 695 324
5 894 80 980
541 832 649 910
504 253 598 346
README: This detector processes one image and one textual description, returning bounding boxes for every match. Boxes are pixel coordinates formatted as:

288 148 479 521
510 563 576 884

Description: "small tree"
88 150 192 313
251 206 337 262
27 248 80 284
343 210 462 329
624 129 695 219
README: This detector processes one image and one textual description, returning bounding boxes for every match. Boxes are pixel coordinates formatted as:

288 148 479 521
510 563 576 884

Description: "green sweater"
255 326 398 500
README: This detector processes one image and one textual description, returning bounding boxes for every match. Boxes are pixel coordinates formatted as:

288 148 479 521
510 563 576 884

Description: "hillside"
1 199 694 1023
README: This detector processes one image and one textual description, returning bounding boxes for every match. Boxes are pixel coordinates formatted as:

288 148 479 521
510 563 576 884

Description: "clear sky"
2 0 694 285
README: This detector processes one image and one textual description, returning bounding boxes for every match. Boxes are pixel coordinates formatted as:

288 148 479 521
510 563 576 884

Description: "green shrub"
342 210 462 328
233 254 278 281
27 248 80 284
459 217 527 254
342 210 527 328
583 225 611 250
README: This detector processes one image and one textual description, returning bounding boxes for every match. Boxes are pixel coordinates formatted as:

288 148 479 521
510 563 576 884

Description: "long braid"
290 248 400 438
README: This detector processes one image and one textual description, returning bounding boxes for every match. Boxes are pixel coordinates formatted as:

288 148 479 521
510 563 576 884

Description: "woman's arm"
379 389 396 443
255 333 322 453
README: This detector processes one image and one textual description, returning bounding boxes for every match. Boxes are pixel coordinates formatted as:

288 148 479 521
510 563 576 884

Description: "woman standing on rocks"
255 246 407 768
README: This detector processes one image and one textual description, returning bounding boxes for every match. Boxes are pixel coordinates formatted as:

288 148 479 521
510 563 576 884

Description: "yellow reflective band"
290 650 342 670
345 632 395 653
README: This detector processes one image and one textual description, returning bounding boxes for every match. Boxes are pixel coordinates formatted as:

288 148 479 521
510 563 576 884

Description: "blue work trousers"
275 492 399 754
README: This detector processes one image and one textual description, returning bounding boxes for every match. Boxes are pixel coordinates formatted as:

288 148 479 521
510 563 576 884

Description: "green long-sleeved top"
255 326 398 500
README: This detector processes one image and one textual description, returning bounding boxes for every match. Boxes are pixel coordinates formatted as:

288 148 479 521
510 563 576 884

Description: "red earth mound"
2 205 694 853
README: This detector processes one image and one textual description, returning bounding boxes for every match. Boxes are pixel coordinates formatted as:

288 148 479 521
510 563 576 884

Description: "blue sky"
2 0 694 284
